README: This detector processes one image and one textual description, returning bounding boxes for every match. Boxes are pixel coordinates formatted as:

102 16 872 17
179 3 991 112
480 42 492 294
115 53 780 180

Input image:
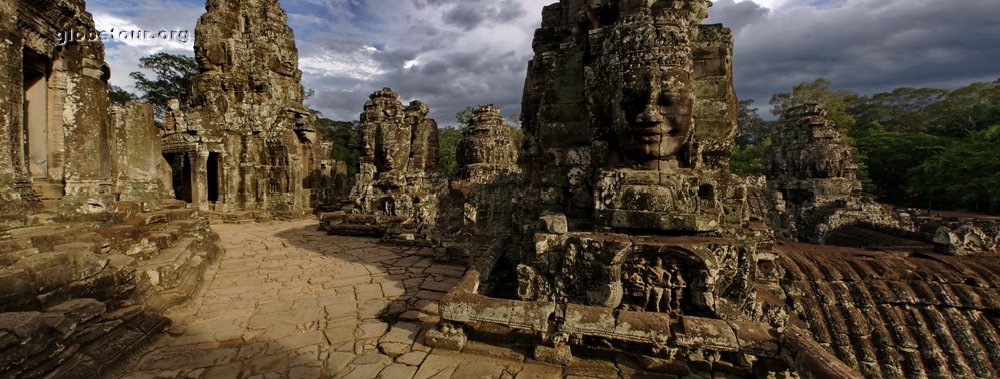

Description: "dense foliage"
316 118 361 177
109 85 137 105
733 77 1000 213
129 53 200 118
436 127 463 176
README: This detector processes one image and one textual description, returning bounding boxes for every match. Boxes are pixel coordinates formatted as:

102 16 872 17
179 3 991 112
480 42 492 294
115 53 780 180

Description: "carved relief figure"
621 253 691 313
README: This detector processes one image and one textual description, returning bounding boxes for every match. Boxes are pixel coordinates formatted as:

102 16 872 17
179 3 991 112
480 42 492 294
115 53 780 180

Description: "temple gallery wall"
1 0 999 378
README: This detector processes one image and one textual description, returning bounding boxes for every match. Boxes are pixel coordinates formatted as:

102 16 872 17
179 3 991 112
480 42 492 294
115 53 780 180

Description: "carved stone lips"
636 124 672 137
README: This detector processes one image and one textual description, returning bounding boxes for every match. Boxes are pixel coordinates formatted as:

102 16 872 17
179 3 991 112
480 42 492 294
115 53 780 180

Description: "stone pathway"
119 219 570 379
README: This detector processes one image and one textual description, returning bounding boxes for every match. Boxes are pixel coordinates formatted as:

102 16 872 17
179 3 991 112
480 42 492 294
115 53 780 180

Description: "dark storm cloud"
373 48 531 124
708 0 1000 114
443 3 485 30
705 0 768 33
441 0 526 31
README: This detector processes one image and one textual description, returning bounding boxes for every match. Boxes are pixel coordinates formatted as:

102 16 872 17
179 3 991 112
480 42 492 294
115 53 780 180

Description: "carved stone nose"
636 102 663 124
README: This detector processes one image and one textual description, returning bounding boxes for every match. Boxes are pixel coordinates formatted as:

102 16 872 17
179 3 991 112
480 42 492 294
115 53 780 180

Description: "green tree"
129 52 199 118
769 78 861 131
735 99 773 147
925 82 1000 137
455 106 474 127
908 126 1000 212
436 127 463 176
849 87 948 135
316 118 361 176
854 129 950 203
730 137 771 176
109 85 137 106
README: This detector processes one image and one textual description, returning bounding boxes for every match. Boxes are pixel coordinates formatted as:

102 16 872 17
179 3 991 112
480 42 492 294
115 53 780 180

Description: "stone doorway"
207 152 220 203
23 49 49 179
164 153 193 203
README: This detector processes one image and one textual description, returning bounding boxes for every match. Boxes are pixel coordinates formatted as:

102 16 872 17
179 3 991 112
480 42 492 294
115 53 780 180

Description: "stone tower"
430 1 786 363
764 103 903 242
520 0 740 226
455 104 519 183
350 88 445 224
160 0 333 216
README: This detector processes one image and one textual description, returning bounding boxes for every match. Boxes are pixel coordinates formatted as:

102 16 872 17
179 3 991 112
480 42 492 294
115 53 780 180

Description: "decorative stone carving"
433 2 785 373
347 88 446 226
764 103 908 243
456 104 519 183
159 0 336 216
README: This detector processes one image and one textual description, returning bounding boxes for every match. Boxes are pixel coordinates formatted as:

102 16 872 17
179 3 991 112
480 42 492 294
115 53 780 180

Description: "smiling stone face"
586 12 698 171
618 66 695 170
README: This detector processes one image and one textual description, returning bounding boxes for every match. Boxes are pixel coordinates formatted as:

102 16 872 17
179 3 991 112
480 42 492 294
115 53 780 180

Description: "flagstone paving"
117 219 577 379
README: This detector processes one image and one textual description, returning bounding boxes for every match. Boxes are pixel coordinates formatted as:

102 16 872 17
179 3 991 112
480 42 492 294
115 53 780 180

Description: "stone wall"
111 103 167 211
0 0 26 212
0 0 167 218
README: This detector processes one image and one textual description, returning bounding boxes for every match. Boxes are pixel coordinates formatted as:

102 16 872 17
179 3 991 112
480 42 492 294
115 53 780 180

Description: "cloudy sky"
89 0 1000 124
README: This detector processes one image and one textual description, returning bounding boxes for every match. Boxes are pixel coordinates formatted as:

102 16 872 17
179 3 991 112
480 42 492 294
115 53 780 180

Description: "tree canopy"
129 52 199 118
769 78 861 131
733 77 1000 213
316 118 361 177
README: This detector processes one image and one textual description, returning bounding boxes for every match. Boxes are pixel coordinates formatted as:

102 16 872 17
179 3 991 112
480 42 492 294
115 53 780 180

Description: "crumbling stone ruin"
323 88 447 238
442 104 523 238
0 0 166 218
421 1 1000 378
430 0 795 374
159 0 336 219
764 103 906 243
456 104 519 183
762 104 1000 258
0 1 227 377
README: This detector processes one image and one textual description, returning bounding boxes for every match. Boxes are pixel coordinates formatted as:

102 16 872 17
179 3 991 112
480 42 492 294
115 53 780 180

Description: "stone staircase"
30 178 64 200
0 205 223 377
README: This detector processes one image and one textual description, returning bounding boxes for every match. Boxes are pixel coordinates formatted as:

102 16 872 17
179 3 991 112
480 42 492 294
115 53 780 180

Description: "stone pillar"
110 103 161 208
46 57 67 182
217 152 230 210
192 150 210 210
0 0 22 209
59 22 114 214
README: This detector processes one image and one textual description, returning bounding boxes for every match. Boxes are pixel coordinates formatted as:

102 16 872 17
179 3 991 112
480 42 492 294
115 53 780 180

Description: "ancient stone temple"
438 104 523 238
425 3 1000 377
0 0 166 217
429 0 804 375
455 104 519 183
346 89 446 224
764 103 907 243
1 1 226 377
159 0 334 218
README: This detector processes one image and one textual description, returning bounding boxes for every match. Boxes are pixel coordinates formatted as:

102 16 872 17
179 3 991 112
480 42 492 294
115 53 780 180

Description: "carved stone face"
617 66 694 169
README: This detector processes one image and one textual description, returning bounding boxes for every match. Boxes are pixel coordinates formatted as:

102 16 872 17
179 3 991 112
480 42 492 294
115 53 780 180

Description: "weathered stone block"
0 269 36 310
538 214 568 234
18 250 108 294
424 328 466 351
534 344 572 365
45 299 106 325
0 311 44 338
